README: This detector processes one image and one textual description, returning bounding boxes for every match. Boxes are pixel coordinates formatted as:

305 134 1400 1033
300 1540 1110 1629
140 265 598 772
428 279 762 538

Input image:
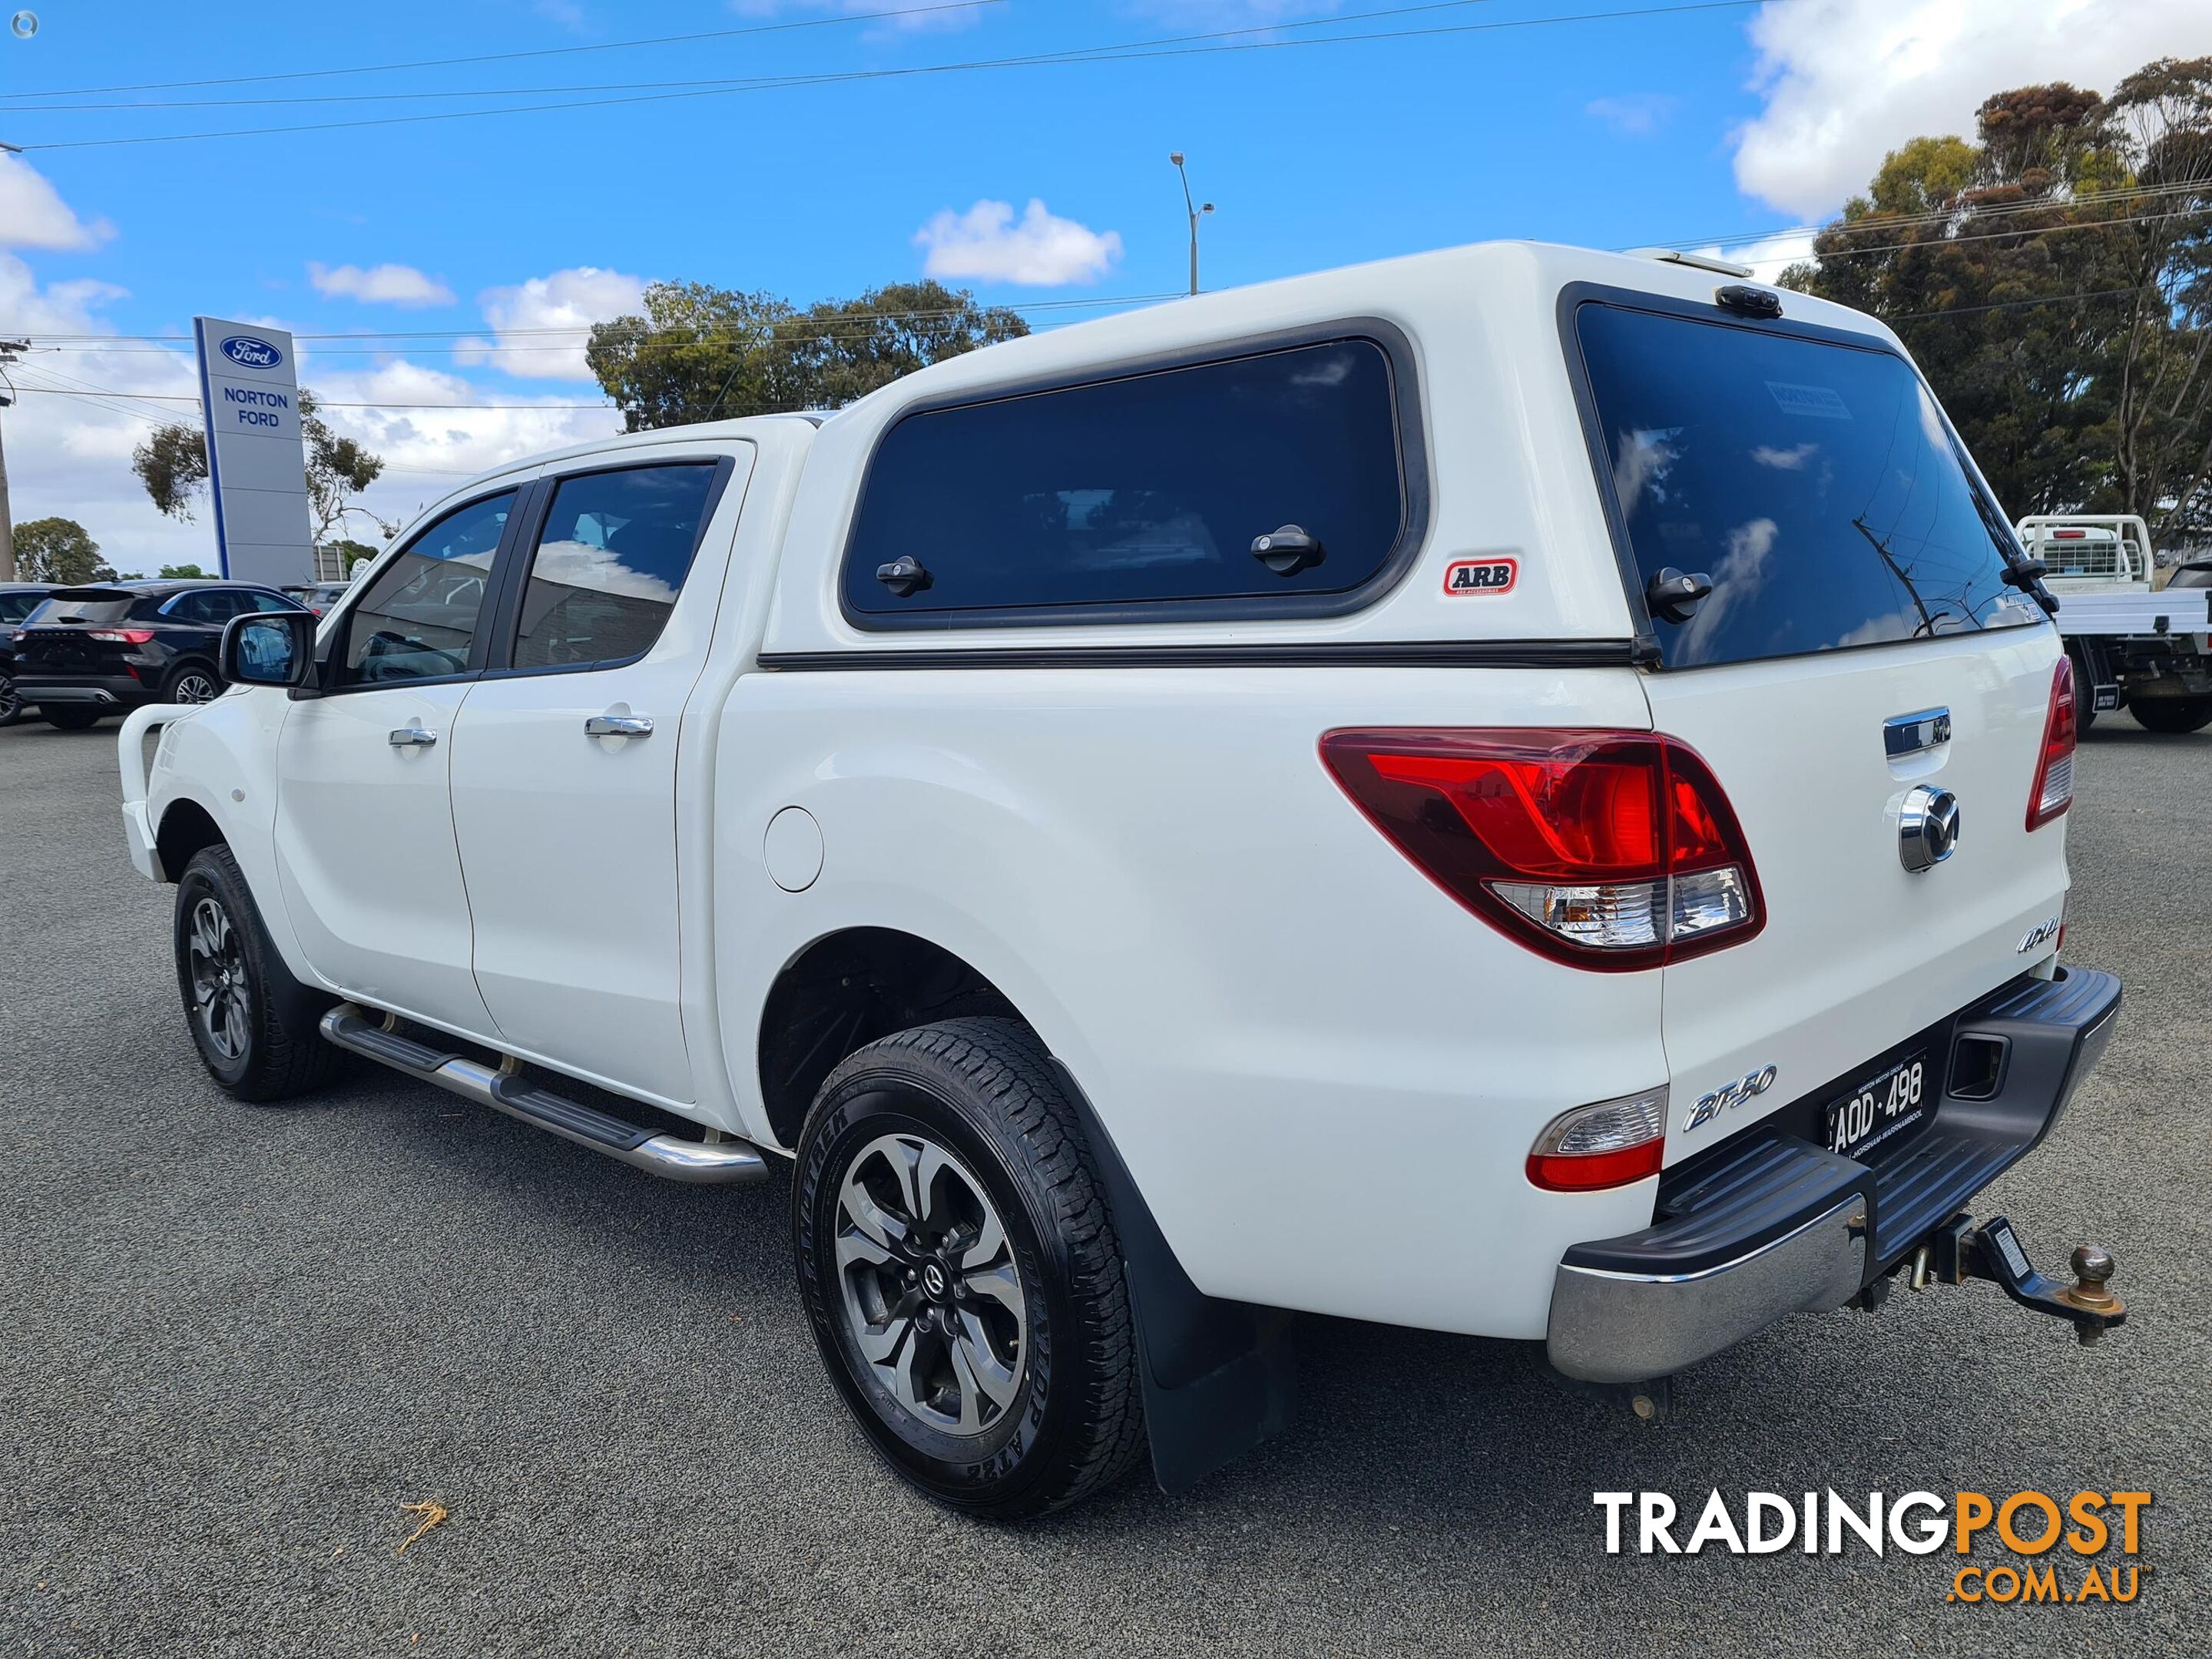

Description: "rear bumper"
1548 966 2122 1383
18 674 148 708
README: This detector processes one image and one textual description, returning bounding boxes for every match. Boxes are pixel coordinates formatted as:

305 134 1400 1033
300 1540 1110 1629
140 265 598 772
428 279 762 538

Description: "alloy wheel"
0 676 18 723
833 1132 1028 1438
172 672 220 704
186 896 251 1061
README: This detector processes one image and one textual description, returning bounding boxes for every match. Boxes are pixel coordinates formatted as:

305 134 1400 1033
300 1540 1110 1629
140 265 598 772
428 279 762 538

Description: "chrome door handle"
584 713 654 738
388 726 439 747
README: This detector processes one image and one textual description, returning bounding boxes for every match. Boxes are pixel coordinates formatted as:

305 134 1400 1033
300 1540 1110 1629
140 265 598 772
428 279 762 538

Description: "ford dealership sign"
220 334 284 370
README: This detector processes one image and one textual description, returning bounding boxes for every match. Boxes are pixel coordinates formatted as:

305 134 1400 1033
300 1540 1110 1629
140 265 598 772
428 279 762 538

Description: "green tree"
130 390 387 540
14 517 119 585
587 278 1028 432
157 562 208 579
1783 58 2212 535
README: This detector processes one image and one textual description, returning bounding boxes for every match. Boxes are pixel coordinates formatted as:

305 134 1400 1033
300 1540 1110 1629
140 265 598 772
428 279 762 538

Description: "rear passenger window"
843 339 1410 621
511 464 720 670
339 490 513 686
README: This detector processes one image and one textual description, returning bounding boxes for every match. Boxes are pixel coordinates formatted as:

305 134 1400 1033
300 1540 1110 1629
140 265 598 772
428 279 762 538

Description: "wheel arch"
154 795 227 883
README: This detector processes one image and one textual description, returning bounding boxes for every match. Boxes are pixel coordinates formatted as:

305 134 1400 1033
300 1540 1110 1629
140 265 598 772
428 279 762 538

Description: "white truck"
117 243 2126 1519
2017 513 2212 732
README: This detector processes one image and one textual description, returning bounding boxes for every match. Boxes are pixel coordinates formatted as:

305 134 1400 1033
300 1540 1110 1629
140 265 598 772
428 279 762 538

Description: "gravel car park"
0 710 2205 1656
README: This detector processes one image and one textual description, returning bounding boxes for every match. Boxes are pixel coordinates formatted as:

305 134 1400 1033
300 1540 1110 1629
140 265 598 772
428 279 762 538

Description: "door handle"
584 713 654 738
388 725 439 747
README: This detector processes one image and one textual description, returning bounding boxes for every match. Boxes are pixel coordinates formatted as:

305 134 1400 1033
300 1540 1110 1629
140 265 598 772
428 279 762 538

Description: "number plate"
1823 1050 1932 1160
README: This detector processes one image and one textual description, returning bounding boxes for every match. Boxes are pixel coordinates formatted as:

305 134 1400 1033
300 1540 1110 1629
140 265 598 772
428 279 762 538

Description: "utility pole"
0 336 25 582
1169 152 1214 296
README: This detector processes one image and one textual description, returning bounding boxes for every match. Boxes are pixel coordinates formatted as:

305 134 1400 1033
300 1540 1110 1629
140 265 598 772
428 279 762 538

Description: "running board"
319 1003 770 1185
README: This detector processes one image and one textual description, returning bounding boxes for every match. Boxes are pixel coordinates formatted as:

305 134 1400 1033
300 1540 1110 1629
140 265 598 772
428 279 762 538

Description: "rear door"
1568 296 2068 1164
447 451 749 1104
13 588 147 681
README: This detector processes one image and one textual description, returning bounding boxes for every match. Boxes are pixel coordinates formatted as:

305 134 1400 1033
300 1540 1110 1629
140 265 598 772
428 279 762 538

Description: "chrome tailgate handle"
388 726 439 747
585 713 654 738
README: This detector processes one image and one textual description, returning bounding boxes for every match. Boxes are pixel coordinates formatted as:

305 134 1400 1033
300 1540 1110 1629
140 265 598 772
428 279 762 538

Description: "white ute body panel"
121 240 2073 1347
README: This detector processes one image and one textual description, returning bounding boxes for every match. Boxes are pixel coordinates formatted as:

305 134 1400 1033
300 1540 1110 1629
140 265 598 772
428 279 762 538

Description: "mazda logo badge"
1899 785 1962 873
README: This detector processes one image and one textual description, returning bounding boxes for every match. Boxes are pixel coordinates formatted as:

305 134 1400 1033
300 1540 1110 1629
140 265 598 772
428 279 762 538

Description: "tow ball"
1914 1214 2127 1346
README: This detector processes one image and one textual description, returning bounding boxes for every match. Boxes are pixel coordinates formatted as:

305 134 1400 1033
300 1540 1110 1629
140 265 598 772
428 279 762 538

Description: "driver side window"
338 490 514 686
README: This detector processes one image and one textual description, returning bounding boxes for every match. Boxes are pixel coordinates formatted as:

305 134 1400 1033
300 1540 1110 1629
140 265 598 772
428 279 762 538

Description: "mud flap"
1051 1061 1297 1495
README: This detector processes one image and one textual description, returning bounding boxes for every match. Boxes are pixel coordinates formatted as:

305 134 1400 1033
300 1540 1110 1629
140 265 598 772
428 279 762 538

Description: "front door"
448 455 747 1104
273 488 518 1035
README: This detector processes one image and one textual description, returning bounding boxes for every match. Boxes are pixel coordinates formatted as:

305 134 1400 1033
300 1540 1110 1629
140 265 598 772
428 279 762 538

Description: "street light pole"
0 337 25 583
1169 152 1214 296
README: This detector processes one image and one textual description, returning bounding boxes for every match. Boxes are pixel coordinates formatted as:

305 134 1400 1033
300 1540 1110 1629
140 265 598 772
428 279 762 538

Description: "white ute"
118 242 2127 1518
2015 513 2212 733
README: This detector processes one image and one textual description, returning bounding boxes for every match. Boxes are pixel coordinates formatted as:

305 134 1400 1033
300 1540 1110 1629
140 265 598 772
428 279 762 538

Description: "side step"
320 1003 770 1185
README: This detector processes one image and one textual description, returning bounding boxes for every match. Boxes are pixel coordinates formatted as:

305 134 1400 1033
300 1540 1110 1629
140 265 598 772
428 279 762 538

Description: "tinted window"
27 595 134 624
339 491 512 685
252 590 302 613
0 591 44 624
844 339 1407 618
511 464 717 669
1577 304 2041 668
171 589 252 625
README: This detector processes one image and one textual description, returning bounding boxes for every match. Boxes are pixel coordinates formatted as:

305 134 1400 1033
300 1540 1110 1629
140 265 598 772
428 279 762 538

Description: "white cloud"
0 154 114 250
1734 0 2208 217
465 266 649 382
727 0 985 31
1586 93 1678 137
915 199 1123 286
1121 0 1337 21
306 262 457 307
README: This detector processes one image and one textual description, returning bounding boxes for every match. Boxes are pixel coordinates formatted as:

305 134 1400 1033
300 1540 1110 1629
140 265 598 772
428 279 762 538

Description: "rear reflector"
1320 729 1764 971
1527 1086 1668 1190
2026 655 2076 831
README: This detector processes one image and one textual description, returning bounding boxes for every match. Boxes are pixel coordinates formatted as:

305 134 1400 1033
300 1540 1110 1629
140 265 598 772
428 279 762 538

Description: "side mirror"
220 611 316 690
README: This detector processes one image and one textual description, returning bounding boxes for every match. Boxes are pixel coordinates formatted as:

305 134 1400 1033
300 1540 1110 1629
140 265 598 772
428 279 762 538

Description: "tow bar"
1912 1213 2128 1346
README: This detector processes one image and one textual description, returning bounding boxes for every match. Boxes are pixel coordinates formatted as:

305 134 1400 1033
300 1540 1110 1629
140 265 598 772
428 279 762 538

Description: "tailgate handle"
1645 567 1713 623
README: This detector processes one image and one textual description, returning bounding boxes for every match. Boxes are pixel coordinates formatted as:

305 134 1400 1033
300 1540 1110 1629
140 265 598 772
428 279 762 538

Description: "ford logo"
220 334 283 370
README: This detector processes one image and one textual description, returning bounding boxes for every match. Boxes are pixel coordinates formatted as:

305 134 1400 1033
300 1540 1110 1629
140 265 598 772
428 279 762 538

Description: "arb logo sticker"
1444 557 1518 596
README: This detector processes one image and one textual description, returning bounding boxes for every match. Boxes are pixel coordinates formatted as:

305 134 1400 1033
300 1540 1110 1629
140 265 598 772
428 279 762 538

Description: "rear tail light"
87 628 157 644
2025 655 2076 831
1320 729 1764 970
1527 1086 1668 1190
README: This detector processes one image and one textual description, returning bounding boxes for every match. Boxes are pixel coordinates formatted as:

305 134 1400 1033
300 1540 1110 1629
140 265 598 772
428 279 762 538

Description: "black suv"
10 580 310 730
0 581 60 727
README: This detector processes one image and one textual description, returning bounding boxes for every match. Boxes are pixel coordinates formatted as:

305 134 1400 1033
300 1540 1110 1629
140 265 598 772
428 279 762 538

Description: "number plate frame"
1823 1048 1932 1161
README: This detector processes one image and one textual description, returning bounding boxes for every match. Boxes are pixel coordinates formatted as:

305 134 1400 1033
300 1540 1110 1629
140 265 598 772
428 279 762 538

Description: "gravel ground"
1 708 2205 1657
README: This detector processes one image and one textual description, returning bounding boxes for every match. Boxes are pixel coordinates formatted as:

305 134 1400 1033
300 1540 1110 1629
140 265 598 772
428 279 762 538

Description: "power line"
14 2 1764 152
0 1 1008 100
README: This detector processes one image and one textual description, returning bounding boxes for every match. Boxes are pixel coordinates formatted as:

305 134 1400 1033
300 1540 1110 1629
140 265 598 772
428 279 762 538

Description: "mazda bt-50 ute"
116 242 2124 1518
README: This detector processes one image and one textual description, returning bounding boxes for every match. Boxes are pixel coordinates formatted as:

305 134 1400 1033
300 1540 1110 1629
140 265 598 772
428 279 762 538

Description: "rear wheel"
2130 696 2212 734
0 675 22 727
174 845 340 1102
41 707 101 730
164 663 222 705
791 1018 1144 1519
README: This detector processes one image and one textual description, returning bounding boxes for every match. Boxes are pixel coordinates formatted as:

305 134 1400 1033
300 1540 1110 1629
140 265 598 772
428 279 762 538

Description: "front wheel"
791 1018 1145 1519
174 846 340 1101
0 675 23 727
2130 696 2212 734
164 663 222 705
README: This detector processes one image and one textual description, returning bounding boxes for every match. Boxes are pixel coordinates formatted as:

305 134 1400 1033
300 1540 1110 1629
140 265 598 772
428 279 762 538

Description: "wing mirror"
220 611 318 691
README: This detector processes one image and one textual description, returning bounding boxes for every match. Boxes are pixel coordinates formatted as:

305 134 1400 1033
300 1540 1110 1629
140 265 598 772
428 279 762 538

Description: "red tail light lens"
1320 729 1764 971
87 628 157 644
2025 655 2075 832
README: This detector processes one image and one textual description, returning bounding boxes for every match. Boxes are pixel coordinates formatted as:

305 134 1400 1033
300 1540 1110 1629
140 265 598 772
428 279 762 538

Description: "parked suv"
0 581 58 727
13 579 306 729
116 242 2123 1519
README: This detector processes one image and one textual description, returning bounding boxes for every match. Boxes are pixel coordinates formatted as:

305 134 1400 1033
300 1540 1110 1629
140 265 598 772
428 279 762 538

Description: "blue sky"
2 0 2202 571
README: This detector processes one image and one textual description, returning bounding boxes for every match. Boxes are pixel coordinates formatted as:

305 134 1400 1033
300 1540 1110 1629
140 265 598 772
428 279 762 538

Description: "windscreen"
1576 303 2043 668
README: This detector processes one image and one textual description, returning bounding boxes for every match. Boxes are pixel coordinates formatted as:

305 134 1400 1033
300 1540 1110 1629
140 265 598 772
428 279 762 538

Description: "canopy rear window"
1575 303 2042 668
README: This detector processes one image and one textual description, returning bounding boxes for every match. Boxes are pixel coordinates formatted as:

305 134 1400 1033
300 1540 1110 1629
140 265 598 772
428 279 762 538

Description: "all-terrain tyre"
2129 696 2212 734
792 1017 1145 1519
174 845 341 1102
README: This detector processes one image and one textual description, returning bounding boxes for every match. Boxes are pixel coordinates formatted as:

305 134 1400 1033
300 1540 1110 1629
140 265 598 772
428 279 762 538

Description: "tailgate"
1647 631 2068 1163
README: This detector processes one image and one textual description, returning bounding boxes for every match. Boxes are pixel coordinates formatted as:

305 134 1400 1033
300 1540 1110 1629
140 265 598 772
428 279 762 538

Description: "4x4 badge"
1684 1064 1779 1132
